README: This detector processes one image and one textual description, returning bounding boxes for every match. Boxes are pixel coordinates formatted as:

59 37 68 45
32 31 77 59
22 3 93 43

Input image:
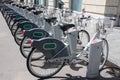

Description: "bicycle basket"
103 17 115 34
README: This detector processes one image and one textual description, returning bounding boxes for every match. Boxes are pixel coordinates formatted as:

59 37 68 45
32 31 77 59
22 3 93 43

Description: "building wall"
5 0 120 25
40 0 44 5
83 0 120 25
62 0 69 8
83 0 118 16
48 0 54 8
45 0 120 25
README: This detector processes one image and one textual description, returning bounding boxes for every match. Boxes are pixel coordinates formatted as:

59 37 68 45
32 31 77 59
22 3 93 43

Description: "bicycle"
19 9 90 59
14 22 38 45
26 16 114 79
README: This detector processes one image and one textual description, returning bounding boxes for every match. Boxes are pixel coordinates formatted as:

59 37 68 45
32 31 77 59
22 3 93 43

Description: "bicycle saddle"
44 17 57 23
12 3 16 6
19 6 28 9
59 23 75 32
16 4 21 7
33 11 43 15
80 17 88 20
18 5 23 8
8 1 14 4
79 16 91 20
23 6 29 9
27 7 35 11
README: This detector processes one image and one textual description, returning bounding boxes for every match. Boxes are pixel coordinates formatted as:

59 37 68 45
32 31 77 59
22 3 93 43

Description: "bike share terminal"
87 39 102 78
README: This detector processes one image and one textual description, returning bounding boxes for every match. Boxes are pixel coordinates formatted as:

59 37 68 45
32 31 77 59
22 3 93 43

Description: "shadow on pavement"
63 75 120 80
38 75 120 80
38 67 120 80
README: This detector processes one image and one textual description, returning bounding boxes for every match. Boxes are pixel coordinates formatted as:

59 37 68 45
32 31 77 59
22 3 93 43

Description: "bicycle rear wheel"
14 28 24 45
27 48 65 79
20 37 33 59
99 38 109 70
11 22 18 35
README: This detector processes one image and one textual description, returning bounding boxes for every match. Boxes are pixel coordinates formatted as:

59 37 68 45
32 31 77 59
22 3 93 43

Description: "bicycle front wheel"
27 48 65 79
78 30 90 49
99 38 109 70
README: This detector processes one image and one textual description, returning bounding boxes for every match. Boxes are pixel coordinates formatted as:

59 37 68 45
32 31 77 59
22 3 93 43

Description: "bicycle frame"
76 28 100 58
60 18 107 63
75 17 114 61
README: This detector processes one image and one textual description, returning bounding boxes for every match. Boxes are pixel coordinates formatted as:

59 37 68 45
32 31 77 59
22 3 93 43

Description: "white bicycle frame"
76 17 115 59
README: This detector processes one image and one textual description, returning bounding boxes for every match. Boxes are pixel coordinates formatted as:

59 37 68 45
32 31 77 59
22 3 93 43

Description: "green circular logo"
43 43 57 50
23 24 32 30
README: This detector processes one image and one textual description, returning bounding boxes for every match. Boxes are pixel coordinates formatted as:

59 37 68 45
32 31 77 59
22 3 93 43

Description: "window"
34 0 41 5
71 0 82 11
37 0 41 5
55 0 61 8
44 0 49 7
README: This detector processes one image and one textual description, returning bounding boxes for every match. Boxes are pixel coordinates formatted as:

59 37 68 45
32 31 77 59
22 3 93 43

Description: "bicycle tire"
8 17 13 27
14 28 24 45
27 48 65 79
99 38 109 70
10 21 18 35
78 30 90 48
20 37 32 58
11 21 29 35
20 37 44 59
